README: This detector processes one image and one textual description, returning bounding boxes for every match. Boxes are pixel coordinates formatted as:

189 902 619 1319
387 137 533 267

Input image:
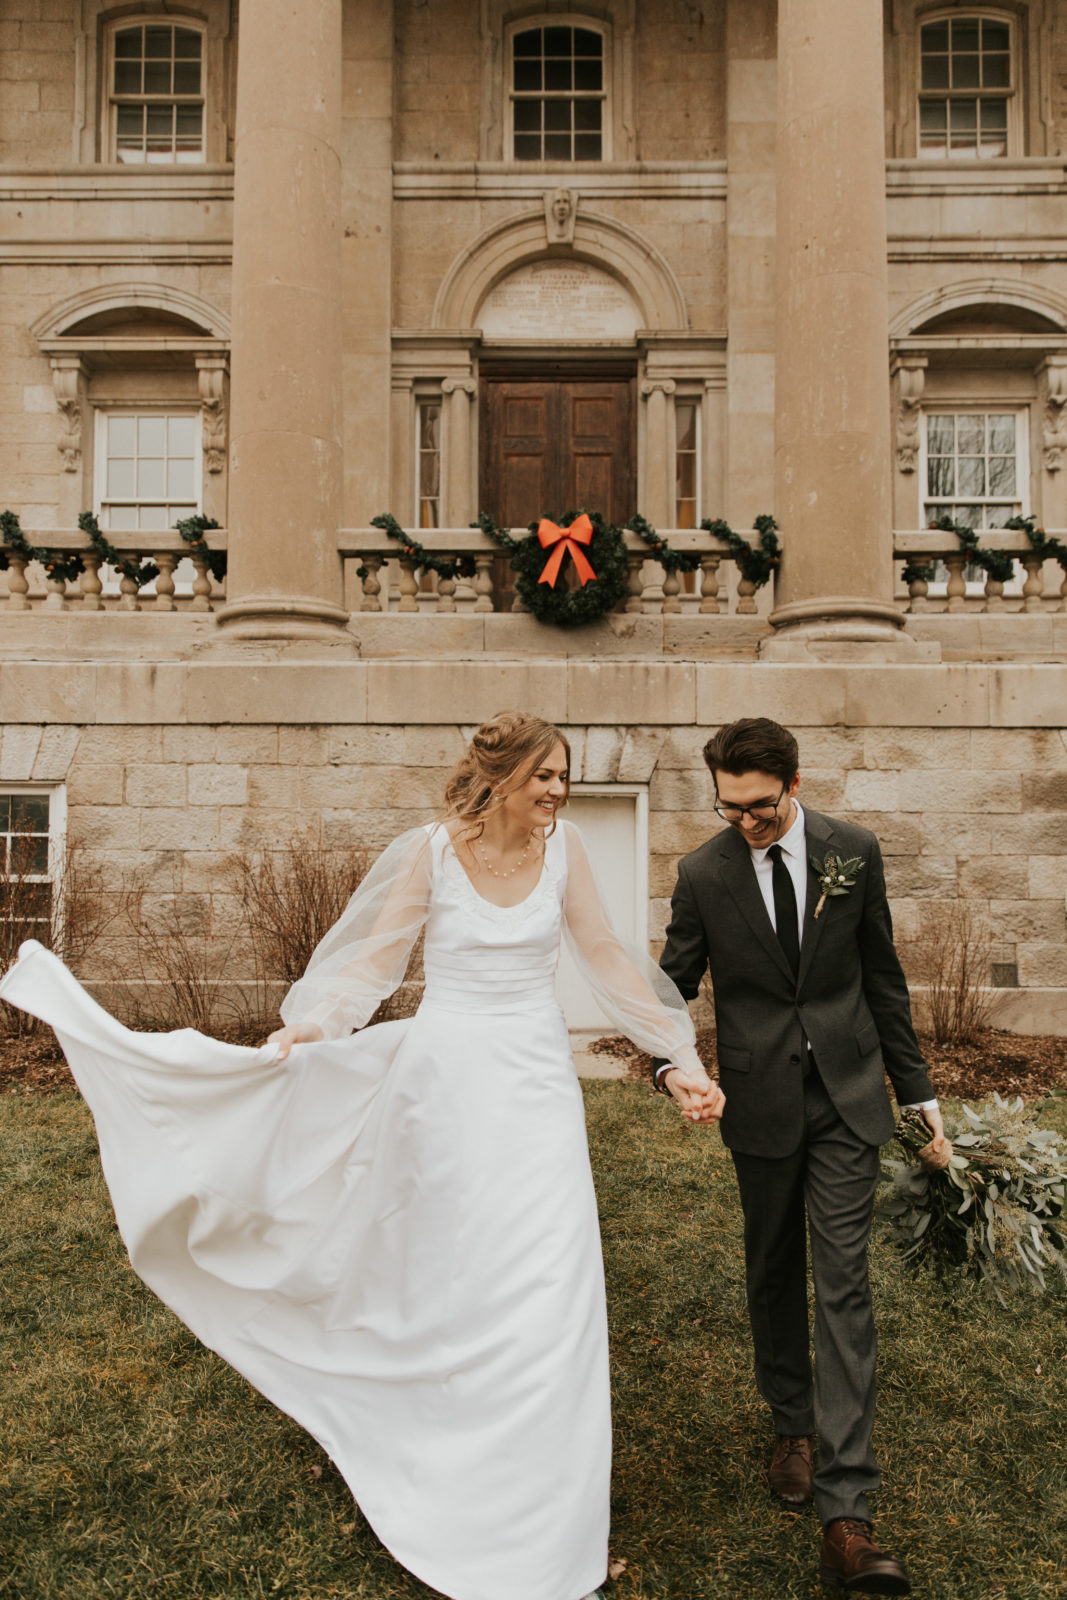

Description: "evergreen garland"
77 511 158 588
1003 513 1067 572
925 513 1015 585
699 513 781 588
174 514 227 583
0 508 226 592
0 509 85 585
476 509 629 627
369 512 476 582
624 513 700 573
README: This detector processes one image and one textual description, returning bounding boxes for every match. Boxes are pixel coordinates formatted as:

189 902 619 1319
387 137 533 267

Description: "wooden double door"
479 376 635 528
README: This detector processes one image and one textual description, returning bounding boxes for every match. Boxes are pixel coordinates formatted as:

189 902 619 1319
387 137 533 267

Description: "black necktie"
768 844 800 977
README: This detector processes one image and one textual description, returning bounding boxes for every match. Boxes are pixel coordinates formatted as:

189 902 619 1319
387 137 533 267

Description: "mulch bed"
5 1019 1066 1102
587 1024 1067 1102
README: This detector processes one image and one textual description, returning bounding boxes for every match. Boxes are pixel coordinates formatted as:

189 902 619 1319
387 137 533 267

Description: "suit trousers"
730 1061 882 1525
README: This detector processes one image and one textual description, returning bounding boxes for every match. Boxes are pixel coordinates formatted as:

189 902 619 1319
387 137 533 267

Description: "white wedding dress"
0 819 701 1600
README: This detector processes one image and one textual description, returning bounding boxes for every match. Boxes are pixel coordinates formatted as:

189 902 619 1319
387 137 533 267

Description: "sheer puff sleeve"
279 826 434 1041
560 820 704 1076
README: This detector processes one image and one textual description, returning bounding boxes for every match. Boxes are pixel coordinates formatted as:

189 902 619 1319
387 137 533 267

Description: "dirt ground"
587 1024 1067 1103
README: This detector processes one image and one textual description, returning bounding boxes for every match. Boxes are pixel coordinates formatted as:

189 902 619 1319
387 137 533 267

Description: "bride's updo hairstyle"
444 711 571 839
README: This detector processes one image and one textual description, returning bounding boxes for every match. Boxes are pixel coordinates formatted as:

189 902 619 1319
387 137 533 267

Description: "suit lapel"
718 832 796 985
797 809 837 989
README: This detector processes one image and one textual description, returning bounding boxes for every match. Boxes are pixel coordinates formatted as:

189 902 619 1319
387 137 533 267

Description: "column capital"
441 377 476 397
640 378 676 397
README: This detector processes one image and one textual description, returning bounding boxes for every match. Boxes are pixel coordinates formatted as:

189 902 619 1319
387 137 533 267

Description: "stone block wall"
3 710 1065 1033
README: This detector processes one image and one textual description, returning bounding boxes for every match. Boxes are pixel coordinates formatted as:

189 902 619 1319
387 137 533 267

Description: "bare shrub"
226 835 371 1023
914 900 995 1046
0 831 117 1037
119 885 246 1034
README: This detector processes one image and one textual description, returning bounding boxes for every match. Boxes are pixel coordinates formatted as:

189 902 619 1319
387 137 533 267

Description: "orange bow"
536 514 597 587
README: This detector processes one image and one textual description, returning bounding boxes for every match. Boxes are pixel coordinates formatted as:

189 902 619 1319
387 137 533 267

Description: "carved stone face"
552 190 572 225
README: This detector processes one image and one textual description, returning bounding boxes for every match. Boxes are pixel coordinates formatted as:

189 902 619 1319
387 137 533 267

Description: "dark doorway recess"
479 376 636 528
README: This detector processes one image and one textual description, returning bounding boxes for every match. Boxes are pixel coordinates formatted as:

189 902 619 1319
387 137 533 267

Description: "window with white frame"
674 399 701 528
918 13 1015 158
922 410 1024 528
415 401 442 529
0 789 61 962
95 412 200 532
108 20 206 164
509 22 607 161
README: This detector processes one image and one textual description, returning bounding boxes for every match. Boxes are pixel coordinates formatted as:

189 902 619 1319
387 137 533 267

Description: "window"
510 24 605 161
96 413 200 531
0 791 56 960
918 14 1013 158
415 402 441 529
109 21 205 164
922 411 1024 528
674 400 700 528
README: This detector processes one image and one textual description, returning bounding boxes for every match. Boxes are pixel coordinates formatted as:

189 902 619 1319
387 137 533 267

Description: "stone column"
768 0 915 655
443 378 476 526
641 379 676 528
216 0 349 643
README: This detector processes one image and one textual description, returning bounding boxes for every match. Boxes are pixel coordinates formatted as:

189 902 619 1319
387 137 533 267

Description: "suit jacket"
657 809 934 1158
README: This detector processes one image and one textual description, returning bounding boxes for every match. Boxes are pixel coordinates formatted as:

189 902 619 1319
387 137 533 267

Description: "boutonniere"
810 852 866 919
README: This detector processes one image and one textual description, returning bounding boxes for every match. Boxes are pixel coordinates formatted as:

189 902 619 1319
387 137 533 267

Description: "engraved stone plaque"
478 260 640 340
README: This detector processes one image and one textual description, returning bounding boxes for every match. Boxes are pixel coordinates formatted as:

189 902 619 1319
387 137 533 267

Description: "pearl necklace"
477 834 534 879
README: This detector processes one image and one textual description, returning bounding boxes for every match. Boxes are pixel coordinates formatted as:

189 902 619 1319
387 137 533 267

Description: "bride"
1 710 722 1600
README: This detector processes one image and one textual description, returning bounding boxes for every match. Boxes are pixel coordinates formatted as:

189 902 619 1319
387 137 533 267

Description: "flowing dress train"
0 819 701 1600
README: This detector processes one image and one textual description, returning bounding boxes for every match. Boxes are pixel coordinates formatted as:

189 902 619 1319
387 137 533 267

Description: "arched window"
918 12 1016 157
107 18 206 164
509 20 607 161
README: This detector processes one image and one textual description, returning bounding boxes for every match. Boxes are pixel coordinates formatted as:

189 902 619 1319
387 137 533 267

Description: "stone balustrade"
0 528 229 613
895 529 1067 614
337 526 771 616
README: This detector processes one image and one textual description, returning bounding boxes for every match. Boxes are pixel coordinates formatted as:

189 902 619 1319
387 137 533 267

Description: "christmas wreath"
476 510 629 627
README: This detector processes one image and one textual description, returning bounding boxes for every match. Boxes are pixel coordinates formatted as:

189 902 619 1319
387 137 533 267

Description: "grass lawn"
2 1080 1065 1600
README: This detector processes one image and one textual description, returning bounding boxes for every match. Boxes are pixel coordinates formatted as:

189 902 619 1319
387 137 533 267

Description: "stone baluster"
117 567 142 612
983 573 1005 613
43 571 68 611
155 552 177 611
1058 567 1067 613
944 552 967 612
736 565 757 615
1021 553 1045 613
625 553 645 614
190 551 214 613
699 552 721 613
473 553 494 613
453 564 477 611
360 555 384 612
79 552 103 611
397 557 419 612
510 579 528 613
5 554 29 611
436 569 456 612
905 567 929 613
661 564 682 613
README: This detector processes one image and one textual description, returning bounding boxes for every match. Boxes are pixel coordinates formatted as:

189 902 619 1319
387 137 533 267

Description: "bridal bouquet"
878 1097 1067 1302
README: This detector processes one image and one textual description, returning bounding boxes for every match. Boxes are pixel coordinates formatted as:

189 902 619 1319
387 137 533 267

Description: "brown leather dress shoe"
820 1518 910 1595
767 1433 814 1506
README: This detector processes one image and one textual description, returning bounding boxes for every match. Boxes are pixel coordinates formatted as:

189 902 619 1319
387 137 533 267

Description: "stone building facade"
1 0 1066 1030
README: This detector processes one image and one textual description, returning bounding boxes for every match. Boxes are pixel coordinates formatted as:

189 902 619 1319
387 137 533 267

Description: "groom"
654 718 944 1596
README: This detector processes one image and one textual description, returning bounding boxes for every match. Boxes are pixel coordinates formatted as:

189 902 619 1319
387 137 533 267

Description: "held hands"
664 1067 725 1125
266 1022 325 1062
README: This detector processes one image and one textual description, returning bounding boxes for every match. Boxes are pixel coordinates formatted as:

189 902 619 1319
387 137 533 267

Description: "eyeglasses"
713 780 787 823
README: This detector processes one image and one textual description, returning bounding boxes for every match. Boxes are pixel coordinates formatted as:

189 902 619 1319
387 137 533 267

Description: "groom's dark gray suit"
657 806 934 1524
